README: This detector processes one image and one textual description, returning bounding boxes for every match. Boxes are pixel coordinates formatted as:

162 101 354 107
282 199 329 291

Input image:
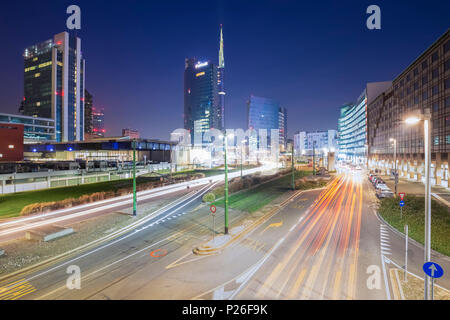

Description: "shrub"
202 192 216 203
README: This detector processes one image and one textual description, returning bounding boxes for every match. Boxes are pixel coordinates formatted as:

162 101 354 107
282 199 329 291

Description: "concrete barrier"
25 225 74 242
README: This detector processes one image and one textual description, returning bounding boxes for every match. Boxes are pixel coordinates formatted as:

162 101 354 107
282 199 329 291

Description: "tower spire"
219 24 224 68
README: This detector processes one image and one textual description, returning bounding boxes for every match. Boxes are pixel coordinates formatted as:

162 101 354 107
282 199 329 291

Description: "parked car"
375 183 388 190
376 188 395 199
374 179 385 188
368 174 375 182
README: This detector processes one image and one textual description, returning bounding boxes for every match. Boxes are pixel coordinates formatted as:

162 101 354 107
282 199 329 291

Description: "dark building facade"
368 30 450 187
84 90 93 136
0 123 24 162
92 107 105 137
23 32 85 142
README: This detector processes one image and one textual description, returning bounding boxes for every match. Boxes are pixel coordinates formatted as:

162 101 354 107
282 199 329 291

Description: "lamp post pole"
291 144 295 190
424 109 432 300
132 140 137 217
391 138 398 196
241 143 244 178
312 142 316 175
224 134 229 235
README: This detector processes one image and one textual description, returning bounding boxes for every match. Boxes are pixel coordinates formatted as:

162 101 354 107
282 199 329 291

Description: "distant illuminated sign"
196 72 205 77
195 61 208 69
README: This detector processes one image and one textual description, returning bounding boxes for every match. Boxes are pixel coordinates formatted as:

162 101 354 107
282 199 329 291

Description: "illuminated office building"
184 26 225 143
22 32 85 142
368 30 450 186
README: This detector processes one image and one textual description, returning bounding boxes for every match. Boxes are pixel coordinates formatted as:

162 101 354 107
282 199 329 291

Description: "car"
371 176 379 185
376 188 395 199
368 174 376 182
373 177 384 187
375 183 388 190
374 179 385 188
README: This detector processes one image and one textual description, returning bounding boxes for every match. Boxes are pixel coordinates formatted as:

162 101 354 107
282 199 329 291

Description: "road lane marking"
332 270 342 299
0 279 36 300
24 183 217 285
287 268 307 299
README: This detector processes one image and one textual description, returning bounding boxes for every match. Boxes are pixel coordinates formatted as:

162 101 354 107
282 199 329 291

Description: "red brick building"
0 123 24 162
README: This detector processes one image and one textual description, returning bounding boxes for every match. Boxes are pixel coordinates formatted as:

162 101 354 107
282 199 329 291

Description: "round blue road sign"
423 262 444 278
399 200 405 207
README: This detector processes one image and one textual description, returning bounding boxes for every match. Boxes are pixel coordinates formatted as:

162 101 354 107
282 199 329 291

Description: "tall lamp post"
241 139 246 178
404 108 432 300
132 139 137 217
390 138 398 196
220 132 234 235
312 141 316 175
291 144 295 190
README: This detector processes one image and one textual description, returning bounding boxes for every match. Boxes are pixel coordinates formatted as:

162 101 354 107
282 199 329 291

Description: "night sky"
0 0 449 140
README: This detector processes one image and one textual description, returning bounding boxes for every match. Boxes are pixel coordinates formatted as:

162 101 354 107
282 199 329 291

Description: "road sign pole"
400 206 402 219
431 277 434 300
404 224 408 282
212 214 215 244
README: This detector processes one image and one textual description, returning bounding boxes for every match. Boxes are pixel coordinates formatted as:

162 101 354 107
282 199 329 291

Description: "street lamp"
219 132 234 235
404 108 432 300
389 138 398 196
132 139 137 217
312 141 316 175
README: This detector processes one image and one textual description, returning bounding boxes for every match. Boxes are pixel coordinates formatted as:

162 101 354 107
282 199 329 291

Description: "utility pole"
132 139 137 217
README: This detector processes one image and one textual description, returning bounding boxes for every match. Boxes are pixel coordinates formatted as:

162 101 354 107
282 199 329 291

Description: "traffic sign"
399 200 405 207
399 192 405 201
423 262 444 278
210 205 217 215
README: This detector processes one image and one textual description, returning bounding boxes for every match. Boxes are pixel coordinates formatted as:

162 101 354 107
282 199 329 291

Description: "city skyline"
0 1 449 141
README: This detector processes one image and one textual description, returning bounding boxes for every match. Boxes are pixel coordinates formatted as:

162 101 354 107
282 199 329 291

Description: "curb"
376 211 450 262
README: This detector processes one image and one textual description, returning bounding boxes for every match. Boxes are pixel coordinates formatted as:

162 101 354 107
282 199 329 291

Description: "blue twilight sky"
0 0 449 140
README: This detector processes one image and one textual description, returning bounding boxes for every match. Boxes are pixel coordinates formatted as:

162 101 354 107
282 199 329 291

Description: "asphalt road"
1 170 448 300
0 166 267 243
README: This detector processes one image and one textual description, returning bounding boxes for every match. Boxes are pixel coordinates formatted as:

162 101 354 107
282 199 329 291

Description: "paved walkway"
380 174 450 206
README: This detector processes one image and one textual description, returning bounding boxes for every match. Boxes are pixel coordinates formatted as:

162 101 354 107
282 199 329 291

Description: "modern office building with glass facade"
23 32 85 142
368 30 450 187
0 112 55 142
184 27 225 144
338 81 392 164
294 130 338 157
247 95 287 150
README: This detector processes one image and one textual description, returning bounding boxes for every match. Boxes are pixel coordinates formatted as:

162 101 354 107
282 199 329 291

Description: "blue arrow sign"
423 262 444 278
399 200 405 207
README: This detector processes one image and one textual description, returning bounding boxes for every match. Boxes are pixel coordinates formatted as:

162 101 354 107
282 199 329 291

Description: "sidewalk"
380 174 450 207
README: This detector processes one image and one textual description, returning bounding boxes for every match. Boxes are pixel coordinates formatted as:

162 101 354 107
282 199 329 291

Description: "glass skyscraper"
184 26 225 143
338 81 392 163
247 95 287 149
23 32 85 142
